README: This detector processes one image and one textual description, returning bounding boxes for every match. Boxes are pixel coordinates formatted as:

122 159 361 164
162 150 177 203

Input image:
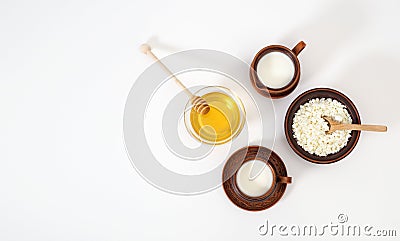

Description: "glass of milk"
250 41 306 98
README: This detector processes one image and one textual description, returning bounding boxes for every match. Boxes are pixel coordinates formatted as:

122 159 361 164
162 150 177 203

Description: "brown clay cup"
222 146 292 211
234 160 292 199
250 41 306 98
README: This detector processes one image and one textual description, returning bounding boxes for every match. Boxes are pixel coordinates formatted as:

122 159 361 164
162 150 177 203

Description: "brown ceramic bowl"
284 88 361 164
250 41 306 99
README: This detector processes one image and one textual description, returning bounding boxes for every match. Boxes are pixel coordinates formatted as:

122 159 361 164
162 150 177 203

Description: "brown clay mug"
234 158 292 199
222 146 292 211
250 41 306 98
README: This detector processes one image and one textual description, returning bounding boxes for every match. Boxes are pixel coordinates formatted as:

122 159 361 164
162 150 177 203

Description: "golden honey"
190 91 242 144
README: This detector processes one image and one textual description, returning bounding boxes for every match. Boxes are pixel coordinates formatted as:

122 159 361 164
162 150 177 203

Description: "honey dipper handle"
140 44 193 97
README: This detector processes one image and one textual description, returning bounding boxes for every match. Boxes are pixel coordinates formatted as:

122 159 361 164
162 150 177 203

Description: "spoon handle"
337 124 387 132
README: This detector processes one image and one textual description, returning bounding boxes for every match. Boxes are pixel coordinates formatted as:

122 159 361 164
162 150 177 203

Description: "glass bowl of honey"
184 86 246 145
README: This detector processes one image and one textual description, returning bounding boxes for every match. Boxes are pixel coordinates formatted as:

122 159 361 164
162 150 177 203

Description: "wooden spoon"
140 44 210 115
322 116 387 134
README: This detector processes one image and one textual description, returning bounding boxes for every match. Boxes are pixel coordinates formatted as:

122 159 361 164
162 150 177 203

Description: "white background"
1 0 399 240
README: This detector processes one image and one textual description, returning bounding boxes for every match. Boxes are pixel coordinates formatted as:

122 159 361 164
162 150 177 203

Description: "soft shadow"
332 52 400 125
147 36 182 53
280 0 369 82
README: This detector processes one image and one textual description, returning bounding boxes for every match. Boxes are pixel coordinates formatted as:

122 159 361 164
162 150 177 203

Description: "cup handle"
292 41 306 56
277 176 292 184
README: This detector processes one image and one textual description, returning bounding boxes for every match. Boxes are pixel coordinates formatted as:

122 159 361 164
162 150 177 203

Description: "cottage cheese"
292 98 352 156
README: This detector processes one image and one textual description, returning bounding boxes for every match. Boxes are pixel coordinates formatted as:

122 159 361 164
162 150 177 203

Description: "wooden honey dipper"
140 44 210 115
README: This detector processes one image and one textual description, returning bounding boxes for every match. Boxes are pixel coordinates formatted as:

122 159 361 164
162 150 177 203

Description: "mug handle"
277 176 292 184
292 41 306 56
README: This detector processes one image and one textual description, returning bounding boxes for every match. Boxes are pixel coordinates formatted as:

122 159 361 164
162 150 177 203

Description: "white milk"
236 160 273 197
256 52 295 89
